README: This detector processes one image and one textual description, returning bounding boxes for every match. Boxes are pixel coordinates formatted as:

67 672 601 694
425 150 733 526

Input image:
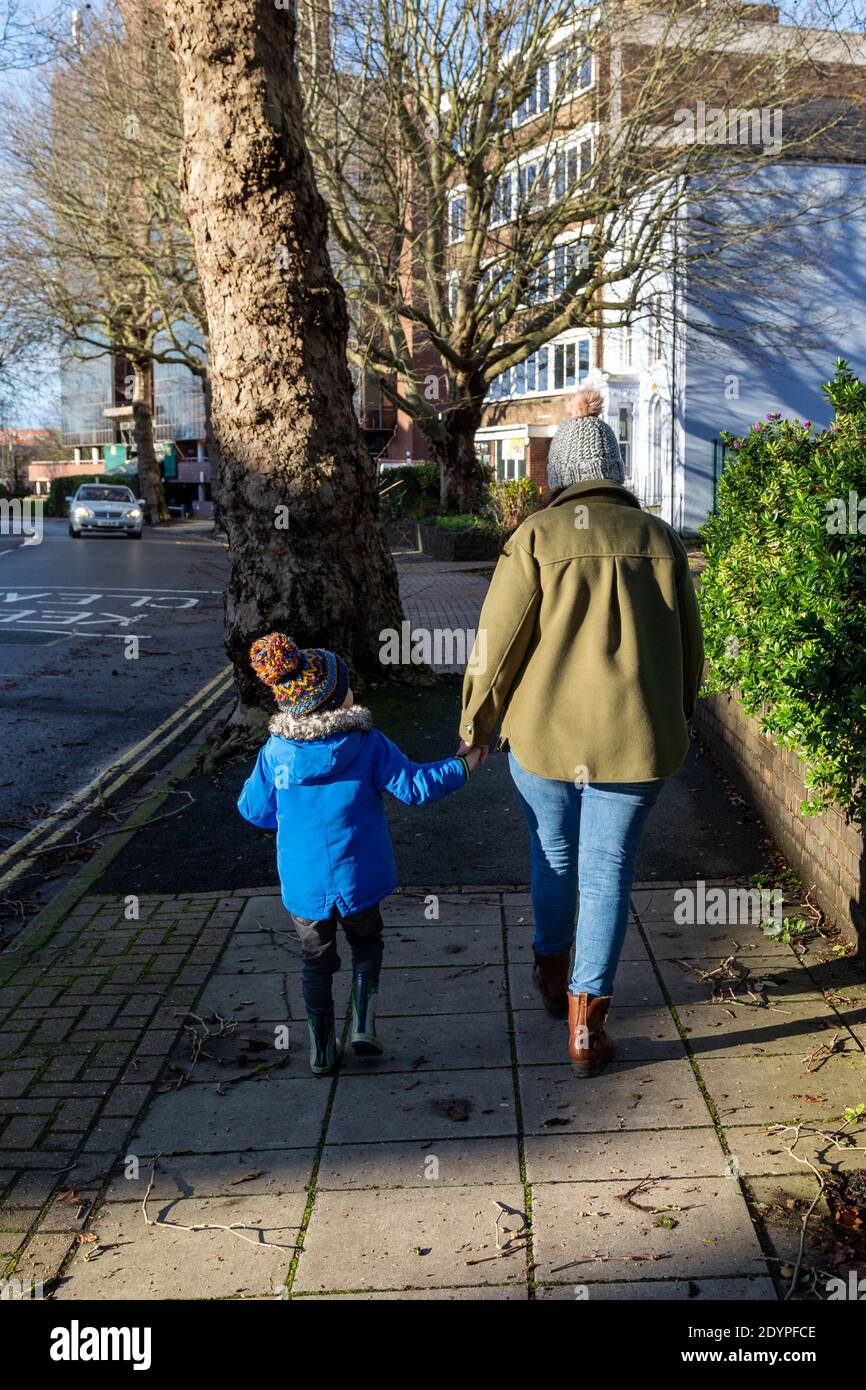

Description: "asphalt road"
0 517 229 848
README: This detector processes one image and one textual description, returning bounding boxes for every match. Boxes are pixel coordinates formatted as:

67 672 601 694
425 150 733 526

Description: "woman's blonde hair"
567 386 604 419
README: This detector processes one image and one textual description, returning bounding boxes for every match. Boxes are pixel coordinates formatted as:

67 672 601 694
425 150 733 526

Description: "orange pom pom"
249 632 301 686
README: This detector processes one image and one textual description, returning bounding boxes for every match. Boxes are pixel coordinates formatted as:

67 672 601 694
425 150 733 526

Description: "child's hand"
461 745 484 772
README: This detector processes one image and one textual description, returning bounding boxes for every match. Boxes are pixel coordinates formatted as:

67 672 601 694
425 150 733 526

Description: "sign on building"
103 443 128 472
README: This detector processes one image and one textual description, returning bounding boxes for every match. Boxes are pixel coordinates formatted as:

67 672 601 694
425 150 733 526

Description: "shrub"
378 461 439 521
699 359 866 825
487 477 540 531
430 512 500 536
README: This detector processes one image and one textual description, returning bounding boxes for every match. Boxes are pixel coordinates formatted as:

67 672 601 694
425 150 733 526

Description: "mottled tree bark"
162 0 403 719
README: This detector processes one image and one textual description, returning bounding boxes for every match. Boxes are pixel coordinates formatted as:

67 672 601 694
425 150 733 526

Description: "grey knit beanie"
547 387 624 489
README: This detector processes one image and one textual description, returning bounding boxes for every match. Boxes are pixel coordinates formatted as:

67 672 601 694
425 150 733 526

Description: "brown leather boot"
532 949 570 1018
568 992 614 1077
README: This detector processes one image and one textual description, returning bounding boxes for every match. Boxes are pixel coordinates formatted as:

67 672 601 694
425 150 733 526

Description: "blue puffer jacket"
237 705 467 919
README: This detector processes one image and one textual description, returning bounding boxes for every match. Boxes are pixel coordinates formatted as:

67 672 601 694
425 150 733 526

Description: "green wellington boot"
306 1009 340 1076
350 974 383 1056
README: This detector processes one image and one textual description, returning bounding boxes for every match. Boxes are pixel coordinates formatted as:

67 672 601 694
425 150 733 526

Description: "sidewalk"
2 883 863 1299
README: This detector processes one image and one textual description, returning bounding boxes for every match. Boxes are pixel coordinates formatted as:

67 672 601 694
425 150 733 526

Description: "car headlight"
73 506 94 519
124 508 142 520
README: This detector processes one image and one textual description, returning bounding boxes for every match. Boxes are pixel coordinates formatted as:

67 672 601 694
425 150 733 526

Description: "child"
238 632 481 1076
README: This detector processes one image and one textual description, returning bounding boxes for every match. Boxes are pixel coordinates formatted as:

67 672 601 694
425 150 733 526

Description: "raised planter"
695 691 864 948
416 521 503 561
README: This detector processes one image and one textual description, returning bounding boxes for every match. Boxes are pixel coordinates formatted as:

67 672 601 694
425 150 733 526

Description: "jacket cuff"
457 755 471 781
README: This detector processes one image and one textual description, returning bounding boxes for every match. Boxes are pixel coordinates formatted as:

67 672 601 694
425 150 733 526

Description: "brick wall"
696 693 865 947
527 437 551 497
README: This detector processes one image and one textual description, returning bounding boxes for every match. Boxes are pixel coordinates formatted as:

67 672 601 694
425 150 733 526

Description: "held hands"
457 740 489 772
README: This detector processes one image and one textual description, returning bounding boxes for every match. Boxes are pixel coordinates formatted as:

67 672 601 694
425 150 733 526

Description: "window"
555 47 593 95
618 407 632 476
580 137 592 178
647 395 663 506
449 194 466 244
515 66 550 125
553 241 586 295
517 162 539 211
553 340 590 390
494 440 527 481
622 320 633 369
491 174 512 228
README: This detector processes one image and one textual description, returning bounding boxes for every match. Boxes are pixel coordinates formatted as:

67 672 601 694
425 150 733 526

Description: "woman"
459 387 703 1077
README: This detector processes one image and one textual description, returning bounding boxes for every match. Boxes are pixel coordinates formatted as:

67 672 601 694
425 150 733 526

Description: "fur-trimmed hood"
268 704 373 742
265 704 373 787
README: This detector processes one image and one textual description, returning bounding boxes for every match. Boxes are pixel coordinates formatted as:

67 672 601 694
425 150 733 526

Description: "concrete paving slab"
298 1283 527 1299
374 965 507 1016
657 956 823 1009
195 972 292 1022
382 895 502 927
531 1177 767 1283
519 1058 709 1133
131 1075 330 1153
513 1005 685 1066
317 1136 521 1190
55 1193 305 1299
643 921 799 961
510 958 665 1010
327 1069 516 1144
215 939 303 975
678 999 853 1058
340 1010 512 1074
235 895 288 933
700 1053 866 1127
536 1275 777 1300
523 1128 727 1183
506 924 647 965
724 1123 866 1178
294 1184 527 1292
103 1149 316 1202
381 924 503 967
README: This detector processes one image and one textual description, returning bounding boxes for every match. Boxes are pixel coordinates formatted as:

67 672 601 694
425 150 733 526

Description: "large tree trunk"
162 0 403 721
131 360 169 523
438 391 485 513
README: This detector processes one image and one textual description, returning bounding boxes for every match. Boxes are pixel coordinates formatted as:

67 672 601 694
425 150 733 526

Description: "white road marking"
0 626 154 639
0 584 221 593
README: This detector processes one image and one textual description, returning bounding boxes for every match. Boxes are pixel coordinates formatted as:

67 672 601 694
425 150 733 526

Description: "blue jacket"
237 706 467 919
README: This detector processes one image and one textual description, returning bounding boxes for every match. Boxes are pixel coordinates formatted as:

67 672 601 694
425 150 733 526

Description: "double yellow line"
0 665 234 896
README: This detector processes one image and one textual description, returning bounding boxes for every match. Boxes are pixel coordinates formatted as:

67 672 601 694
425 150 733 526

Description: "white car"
68 484 145 539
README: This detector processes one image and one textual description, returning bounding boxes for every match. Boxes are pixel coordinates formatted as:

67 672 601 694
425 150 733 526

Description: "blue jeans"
509 753 663 997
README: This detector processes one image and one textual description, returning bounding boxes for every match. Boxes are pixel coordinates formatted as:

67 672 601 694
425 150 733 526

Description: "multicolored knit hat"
249 632 351 716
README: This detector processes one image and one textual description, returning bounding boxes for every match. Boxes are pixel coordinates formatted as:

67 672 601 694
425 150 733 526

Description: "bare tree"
162 0 403 725
0 0 204 521
300 0 865 509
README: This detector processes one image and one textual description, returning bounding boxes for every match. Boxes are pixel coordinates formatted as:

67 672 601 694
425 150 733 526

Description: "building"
384 4 866 532
57 340 211 514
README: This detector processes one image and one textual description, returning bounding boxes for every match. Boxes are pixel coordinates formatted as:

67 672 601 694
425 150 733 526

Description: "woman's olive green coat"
459 481 704 781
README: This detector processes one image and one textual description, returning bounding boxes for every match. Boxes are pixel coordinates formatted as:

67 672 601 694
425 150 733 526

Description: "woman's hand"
458 740 489 767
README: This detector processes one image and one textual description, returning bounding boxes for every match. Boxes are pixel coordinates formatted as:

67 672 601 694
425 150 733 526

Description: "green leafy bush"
431 513 500 535
487 477 540 531
699 359 866 825
378 462 440 521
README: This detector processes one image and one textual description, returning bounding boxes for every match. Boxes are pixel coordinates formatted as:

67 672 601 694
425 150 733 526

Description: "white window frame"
448 189 467 245
485 331 593 403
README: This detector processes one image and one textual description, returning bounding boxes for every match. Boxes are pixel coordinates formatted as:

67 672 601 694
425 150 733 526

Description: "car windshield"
76 487 135 502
